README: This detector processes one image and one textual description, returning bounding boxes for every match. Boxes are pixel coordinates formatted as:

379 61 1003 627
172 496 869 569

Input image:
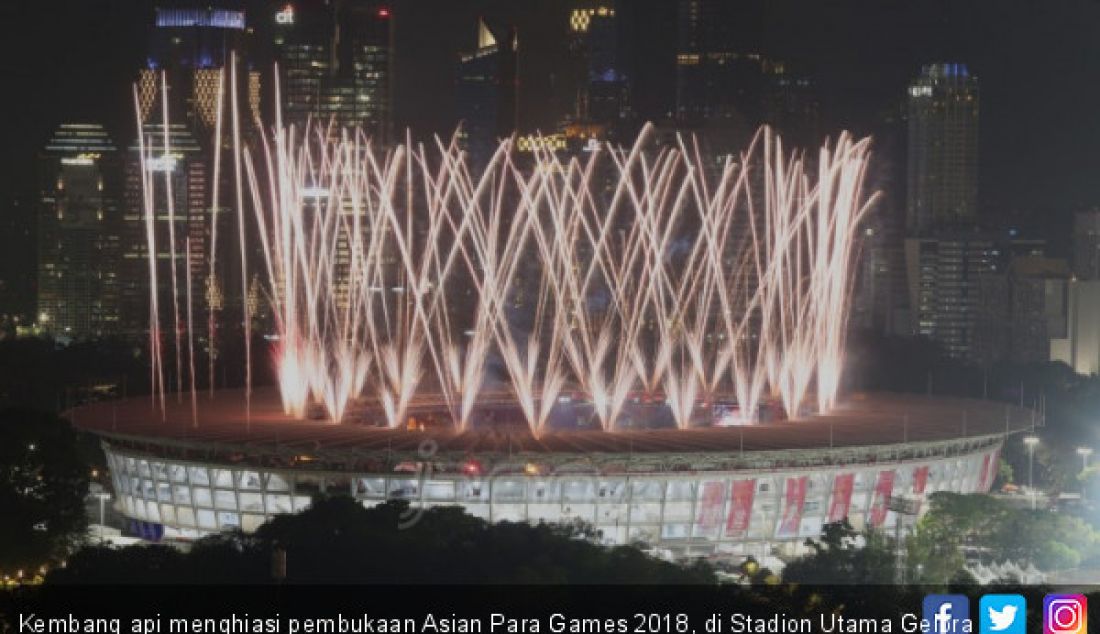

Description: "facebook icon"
923 595 971 633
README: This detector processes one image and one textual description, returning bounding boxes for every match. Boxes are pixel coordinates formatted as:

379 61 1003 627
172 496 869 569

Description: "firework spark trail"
140 71 876 434
133 85 165 419
159 72 184 402
412 137 494 429
207 69 225 399
186 238 197 428
230 53 251 424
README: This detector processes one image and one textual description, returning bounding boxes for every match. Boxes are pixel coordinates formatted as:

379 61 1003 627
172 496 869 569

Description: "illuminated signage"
147 154 179 172
156 8 245 30
275 6 294 25
569 6 613 32
582 138 601 153
516 134 567 153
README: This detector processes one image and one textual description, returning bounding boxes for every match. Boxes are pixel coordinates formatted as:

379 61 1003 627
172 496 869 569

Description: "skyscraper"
120 124 210 338
760 68 820 150
37 124 122 340
906 63 979 235
561 3 631 141
0 196 34 335
1051 280 1100 376
976 256 1069 366
1072 210 1100 280
138 4 259 137
456 18 518 164
674 0 766 125
268 0 394 142
904 232 998 361
125 2 260 344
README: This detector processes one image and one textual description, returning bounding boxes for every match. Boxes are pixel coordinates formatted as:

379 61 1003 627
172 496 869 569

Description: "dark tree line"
0 408 90 573
48 497 716 584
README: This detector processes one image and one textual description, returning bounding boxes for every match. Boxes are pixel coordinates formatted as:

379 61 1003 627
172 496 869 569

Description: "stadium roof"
68 389 1033 474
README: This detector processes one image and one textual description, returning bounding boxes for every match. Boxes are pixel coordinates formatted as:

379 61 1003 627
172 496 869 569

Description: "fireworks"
137 68 877 436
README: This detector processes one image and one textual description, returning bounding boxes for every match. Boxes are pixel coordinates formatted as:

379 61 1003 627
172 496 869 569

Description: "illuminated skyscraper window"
906 63 980 234
270 0 393 143
37 124 121 339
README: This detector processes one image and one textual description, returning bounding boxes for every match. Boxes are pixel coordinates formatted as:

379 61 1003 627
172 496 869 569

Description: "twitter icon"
980 595 1026 634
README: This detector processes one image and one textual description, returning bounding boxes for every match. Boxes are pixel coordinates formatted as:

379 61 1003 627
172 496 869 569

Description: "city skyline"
4 0 1100 596
1 1 1098 215
8 0 1100 350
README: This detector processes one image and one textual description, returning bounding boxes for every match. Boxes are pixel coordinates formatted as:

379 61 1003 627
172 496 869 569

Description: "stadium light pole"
1078 447 1093 503
94 492 110 542
1024 435 1040 510
887 496 919 585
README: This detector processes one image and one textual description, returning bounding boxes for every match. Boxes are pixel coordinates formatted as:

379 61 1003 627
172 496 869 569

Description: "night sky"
1 0 1099 250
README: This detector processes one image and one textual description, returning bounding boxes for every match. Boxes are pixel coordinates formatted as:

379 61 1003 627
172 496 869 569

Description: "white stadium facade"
70 390 1029 560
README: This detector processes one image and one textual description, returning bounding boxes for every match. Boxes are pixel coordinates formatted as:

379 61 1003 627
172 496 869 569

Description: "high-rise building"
139 4 259 137
1072 210 1100 280
674 0 767 125
561 3 631 141
456 18 518 164
852 214 907 336
0 196 34 335
125 3 259 342
120 124 210 337
761 68 820 149
976 256 1069 366
906 63 979 235
268 0 394 141
904 232 998 361
1051 280 1100 375
37 124 122 340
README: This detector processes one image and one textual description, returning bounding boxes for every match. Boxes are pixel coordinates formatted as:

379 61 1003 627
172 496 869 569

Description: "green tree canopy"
908 492 1100 584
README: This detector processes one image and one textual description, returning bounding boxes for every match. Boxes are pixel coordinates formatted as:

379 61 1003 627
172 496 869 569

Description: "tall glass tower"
268 0 394 144
906 63 980 235
37 124 121 339
139 3 258 136
455 18 518 165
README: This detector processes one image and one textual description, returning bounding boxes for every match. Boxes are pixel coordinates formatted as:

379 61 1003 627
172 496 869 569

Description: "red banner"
913 466 930 495
911 465 930 512
978 449 1000 492
726 479 756 535
776 476 808 538
976 453 991 492
827 473 855 523
868 470 895 528
695 481 727 535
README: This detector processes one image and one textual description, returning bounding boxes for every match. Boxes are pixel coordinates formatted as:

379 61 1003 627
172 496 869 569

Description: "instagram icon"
1044 595 1087 634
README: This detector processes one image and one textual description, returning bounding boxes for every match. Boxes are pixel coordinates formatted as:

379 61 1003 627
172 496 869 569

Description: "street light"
1078 447 1093 503
887 496 920 585
1024 435 1040 510
93 492 111 543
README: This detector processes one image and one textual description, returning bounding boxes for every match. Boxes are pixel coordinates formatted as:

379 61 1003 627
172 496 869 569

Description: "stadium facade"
73 391 1025 560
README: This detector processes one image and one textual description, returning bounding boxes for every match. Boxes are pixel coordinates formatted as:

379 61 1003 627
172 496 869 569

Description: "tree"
994 458 1014 490
907 492 1100 584
0 408 90 573
47 544 187 584
780 520 913 621
50 497 717 584
782 520 896 586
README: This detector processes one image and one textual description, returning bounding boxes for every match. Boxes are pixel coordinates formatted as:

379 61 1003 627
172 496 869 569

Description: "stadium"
76 115 1025 562
69 389 1029 561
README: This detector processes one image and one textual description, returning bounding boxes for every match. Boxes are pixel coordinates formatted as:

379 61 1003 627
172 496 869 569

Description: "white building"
1050 280 1100 375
